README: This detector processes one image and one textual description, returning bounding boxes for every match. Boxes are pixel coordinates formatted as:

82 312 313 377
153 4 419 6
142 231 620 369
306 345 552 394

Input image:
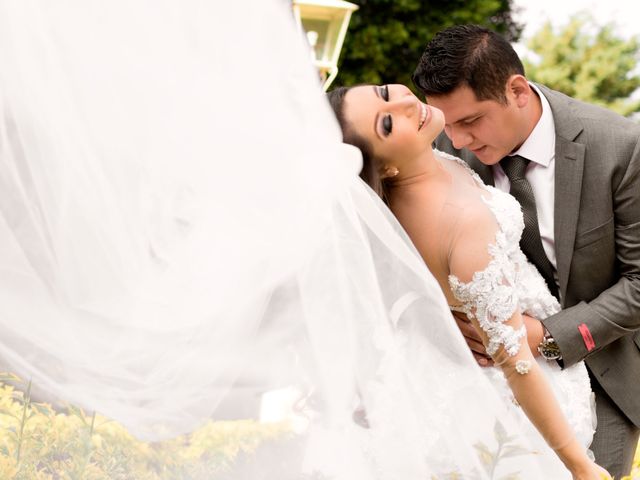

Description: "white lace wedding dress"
442 150 596 451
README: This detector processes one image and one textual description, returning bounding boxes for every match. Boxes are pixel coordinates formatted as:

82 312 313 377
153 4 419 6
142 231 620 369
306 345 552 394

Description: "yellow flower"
0 375 294 478
0 455 17 478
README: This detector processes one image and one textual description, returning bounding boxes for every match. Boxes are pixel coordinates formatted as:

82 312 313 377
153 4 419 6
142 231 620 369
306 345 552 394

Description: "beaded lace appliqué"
449 259 526 357
440 151 527 358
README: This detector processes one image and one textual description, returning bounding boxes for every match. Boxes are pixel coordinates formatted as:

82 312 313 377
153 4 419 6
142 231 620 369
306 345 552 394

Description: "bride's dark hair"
327 86 389 202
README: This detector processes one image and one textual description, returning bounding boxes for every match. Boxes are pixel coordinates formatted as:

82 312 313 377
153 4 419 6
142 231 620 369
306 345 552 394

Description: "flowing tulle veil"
0 0 573 477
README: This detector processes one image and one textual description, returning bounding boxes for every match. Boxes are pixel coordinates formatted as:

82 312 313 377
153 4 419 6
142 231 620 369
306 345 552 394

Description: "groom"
412 24 640 478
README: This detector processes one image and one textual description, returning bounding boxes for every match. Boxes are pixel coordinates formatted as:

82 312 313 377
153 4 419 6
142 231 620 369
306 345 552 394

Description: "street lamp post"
292 0 358 91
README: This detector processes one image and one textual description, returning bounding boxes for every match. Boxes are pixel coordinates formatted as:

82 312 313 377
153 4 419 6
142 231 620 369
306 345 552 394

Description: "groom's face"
426 84 526 165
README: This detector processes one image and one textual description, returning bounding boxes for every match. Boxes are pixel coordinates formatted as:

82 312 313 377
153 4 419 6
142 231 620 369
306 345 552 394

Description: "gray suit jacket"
435 84 640 426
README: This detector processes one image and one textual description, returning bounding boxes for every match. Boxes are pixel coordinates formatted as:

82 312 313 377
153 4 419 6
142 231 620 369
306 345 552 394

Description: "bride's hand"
571 461 611 480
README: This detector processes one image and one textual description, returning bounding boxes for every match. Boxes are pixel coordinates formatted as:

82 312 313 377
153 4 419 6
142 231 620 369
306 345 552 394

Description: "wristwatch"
537 328 562 361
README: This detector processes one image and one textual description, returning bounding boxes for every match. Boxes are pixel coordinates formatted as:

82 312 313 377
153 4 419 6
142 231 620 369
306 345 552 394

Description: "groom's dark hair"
412 24 524 105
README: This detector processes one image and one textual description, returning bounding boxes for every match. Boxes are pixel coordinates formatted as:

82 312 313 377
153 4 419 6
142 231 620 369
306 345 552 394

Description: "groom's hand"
452 311 494 367
453 312 546 365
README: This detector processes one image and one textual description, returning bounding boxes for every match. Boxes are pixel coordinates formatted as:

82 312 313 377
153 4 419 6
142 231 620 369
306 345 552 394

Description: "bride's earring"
382 166 399 179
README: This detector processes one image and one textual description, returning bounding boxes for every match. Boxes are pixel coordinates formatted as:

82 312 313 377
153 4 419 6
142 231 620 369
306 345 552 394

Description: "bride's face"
343 84 444 168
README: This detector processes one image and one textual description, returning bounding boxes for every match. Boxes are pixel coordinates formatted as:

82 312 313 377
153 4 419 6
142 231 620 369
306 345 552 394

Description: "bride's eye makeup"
381 85 389 101
375 85 391 136
382 115 392 136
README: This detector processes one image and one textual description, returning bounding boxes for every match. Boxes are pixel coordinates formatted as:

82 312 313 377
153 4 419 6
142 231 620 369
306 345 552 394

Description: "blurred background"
329 0 640 118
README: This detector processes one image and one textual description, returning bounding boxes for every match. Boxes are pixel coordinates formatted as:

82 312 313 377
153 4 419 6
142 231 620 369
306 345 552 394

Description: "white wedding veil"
0 0 570 477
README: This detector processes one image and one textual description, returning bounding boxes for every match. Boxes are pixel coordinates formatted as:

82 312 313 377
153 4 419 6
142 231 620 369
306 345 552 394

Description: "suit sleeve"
542 131 640 367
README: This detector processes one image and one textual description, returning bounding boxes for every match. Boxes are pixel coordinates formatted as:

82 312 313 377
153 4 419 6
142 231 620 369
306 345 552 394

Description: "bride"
0 0 609 478
327 83 604 478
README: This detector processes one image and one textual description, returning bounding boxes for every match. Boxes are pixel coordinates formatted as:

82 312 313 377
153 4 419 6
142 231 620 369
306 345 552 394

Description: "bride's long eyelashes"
382 115 392 136
378 85 391 136
382 85 390 101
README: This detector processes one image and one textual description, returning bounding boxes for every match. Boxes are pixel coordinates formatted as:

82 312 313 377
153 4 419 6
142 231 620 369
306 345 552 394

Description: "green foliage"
523 15 640 117
335 0 522 90
1 374 638 478
0 376 291 479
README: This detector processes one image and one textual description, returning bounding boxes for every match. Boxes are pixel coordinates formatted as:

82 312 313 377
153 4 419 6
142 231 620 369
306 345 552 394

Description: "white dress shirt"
493 84 558 273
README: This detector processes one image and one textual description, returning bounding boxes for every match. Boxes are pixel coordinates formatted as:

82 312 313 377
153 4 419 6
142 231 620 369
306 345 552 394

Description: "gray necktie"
500 155 559 299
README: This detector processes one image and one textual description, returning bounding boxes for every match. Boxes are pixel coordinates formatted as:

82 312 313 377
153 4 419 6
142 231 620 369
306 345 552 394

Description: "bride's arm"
448 209 605 479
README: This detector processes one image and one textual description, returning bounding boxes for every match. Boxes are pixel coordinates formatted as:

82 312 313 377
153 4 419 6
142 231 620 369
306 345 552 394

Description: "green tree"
523 15 640 117
335 0 522 89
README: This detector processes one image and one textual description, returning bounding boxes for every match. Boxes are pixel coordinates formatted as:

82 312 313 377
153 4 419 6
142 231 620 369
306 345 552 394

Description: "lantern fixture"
292 0 358 90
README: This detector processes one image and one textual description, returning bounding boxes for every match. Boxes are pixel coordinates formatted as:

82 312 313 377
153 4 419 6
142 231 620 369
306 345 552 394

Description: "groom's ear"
506 75 531 108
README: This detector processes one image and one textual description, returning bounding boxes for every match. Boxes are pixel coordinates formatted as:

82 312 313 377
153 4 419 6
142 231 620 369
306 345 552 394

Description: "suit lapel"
540 86 585 302
554 137 585 301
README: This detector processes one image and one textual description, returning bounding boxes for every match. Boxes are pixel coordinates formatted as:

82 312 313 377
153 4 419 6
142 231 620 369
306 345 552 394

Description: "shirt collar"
511 83 555 167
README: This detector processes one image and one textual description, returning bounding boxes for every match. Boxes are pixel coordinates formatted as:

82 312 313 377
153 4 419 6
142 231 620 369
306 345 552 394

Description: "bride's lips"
418 102 430 131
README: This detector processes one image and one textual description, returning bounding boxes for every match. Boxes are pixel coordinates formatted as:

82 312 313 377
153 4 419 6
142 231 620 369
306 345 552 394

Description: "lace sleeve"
447 201 526 359
445 201 591 468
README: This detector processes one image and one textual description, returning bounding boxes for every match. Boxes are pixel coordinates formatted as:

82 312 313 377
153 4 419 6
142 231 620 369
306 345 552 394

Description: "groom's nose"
445 124 472 149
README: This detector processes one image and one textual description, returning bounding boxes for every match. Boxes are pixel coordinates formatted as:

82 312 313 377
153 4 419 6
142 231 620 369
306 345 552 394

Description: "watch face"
538 340 561 360
541 348 560 360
